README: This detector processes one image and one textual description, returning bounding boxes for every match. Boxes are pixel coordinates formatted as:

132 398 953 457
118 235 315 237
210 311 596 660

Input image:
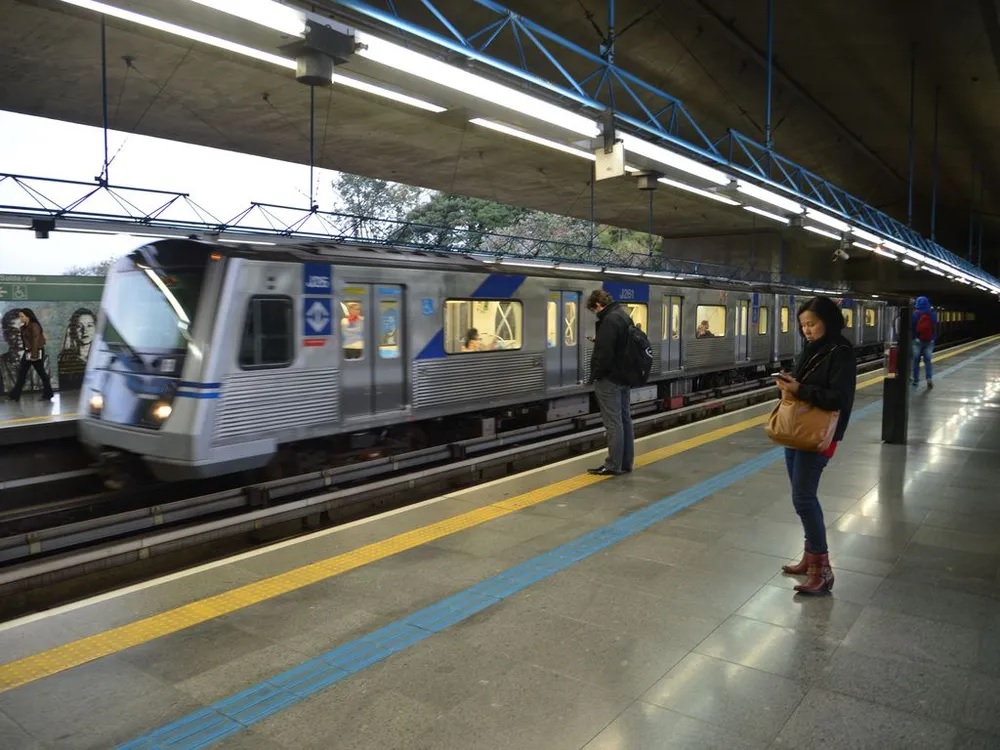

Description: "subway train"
78 238 913 481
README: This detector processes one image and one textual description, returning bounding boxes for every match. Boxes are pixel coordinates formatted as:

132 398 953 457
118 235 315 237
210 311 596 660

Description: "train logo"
304 298 331 335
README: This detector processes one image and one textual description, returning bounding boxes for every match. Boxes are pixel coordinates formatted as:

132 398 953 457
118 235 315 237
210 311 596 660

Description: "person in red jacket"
911 296 937 389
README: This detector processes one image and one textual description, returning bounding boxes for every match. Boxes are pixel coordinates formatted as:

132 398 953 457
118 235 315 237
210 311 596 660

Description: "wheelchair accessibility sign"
304 297 332 336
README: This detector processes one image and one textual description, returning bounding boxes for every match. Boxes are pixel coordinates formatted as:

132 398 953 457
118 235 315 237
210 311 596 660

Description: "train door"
662 295 682 371
339 284 406 418
545 291 580 387
736 300 750 361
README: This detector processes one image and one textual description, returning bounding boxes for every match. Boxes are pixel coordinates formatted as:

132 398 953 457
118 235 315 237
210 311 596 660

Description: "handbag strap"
799 344 846 383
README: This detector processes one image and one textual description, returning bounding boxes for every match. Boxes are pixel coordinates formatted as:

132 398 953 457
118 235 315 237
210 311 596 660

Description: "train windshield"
101 242 207 356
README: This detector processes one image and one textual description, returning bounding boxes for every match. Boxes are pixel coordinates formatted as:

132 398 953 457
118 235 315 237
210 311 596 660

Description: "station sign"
0 274 103 302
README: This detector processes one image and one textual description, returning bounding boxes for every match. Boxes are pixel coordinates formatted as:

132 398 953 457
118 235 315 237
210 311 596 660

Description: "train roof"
132 238 891 302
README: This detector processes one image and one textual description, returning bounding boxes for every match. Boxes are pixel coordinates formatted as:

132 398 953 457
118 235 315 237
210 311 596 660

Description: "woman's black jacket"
792 334 857 442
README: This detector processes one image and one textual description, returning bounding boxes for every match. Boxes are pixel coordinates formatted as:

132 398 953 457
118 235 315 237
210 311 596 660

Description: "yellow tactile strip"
0 335 994 693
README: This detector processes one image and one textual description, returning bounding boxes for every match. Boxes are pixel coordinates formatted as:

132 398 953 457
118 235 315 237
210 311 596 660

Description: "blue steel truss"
323 0 998 288
0 172 841 291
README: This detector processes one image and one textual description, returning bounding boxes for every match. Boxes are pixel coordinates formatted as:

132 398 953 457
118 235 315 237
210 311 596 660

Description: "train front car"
78 239 221 482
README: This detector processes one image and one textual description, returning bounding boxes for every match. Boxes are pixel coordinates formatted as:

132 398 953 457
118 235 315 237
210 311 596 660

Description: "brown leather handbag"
765 348 841 452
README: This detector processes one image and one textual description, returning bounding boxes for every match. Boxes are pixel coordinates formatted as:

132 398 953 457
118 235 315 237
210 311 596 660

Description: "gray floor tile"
736 584 864 639
889 543 999 595
767 566 883 606
174 642 312 704
819 647 972 723
582 701 769 750
695 615 840 682
911 525 1000 556
870 578 997 629
0 710 42 750
963 672 1000 735
830 513 921 541
841 606 981 669
641 653 805 742
408 661 633 750
953 727 1000 750
923 510 1000 536
606 528 712 566
773 687 958 749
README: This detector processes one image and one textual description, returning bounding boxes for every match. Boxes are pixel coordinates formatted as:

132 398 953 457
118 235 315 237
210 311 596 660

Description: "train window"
738 304 748 336
624 303 648 334
238 296 293 369
444 299 523 353
968 312 976 321
695 305 726 338
661 296 682 340
341 299 365 361
865 308 876 327
758 307 769 335
564 299 577 346
546 299 557 348
842 308 854 328
378 298 401 359
780 307 790 333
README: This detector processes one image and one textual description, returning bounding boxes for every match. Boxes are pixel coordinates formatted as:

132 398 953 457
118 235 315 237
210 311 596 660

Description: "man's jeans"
912 340 934 383
594 378 634 473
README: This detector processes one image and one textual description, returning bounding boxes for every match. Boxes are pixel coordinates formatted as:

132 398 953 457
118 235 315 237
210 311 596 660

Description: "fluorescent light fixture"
744 205 789 225
499 258 556 269
644 272 678 280
657 177 740 206
902 258 919 267
805 209 850 233
608 267 644 276
618 133 729 185
355 32 600 138
850 227 882 244
883 240 910 255
556 263 602 273
872 294 880 298
873 247 897 259
0 222 28 229
926 268 946 277
187 0 307 36
851 242 875 252
59 0 295 69
218 238 276 246
804 225 840 241
471 119 595 160
336 74 446 113
736 182 803 214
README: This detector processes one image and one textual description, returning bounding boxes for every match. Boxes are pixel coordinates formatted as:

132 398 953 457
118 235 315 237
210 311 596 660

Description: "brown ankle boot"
794 553 834 594
782 547 810 575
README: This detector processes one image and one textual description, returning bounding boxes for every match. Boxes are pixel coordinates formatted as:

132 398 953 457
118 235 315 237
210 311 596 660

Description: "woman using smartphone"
774 296 856 594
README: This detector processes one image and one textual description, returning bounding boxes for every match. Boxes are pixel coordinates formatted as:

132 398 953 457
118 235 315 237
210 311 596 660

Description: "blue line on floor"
118 343 1000 749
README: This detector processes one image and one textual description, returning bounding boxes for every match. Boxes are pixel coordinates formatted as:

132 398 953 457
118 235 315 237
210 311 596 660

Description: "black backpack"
622 320 653 387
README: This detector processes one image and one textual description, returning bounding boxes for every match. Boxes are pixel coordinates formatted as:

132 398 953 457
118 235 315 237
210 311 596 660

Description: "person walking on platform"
585 289 634 476
7 308 54 403
774 296 856 595
912 295 937 389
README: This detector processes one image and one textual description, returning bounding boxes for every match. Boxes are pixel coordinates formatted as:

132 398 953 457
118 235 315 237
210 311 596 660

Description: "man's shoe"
587 466 620 476
927 380 933 390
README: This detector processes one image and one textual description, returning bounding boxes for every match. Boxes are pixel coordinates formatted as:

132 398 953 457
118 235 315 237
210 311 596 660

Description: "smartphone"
770 371 791 381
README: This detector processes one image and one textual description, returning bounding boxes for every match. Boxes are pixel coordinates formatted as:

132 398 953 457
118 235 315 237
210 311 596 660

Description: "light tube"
188 0 307 36
804 225 840 241
471 119 595 160
657 177 740 206
902 258 919 267
336 74 446 113
805 209 850 233
609 268 644 276
644 272 678 280
499 258 556 268
926 268 946 277
850 227 882 244
59 0 296 69
218 238 276 245
556 264 603 273
736 181 803 214
355 32 600 138
618 133 730 185
873 248 897 259
851 242 876 252
744 205 789 225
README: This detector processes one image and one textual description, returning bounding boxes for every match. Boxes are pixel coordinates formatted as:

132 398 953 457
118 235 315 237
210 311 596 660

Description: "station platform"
0 392 79 446
0 339 998 750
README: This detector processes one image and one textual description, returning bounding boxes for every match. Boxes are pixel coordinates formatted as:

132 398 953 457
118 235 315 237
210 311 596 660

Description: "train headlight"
151 402 173 421
88 393 104 415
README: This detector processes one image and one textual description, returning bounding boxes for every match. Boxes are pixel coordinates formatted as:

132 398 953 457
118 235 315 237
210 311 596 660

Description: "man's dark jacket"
590 302 631 385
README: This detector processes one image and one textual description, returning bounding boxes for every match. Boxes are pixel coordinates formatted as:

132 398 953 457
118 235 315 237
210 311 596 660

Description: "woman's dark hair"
465 327 479 342
796 296 845 335
18 308 41 329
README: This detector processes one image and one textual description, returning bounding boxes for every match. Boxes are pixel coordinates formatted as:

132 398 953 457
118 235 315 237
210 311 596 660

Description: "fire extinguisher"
884 343 899 378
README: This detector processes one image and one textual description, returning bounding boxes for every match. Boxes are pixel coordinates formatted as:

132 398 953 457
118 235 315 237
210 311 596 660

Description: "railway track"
0 347 932 619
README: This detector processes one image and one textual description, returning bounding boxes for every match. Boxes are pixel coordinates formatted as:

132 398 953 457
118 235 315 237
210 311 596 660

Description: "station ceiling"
2 0 999 303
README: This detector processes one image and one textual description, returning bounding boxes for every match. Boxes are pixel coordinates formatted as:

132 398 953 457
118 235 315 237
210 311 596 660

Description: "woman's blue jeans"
784 448 831 554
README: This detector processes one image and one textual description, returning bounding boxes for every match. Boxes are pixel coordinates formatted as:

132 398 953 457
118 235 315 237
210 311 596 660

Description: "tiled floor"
1 344 999 749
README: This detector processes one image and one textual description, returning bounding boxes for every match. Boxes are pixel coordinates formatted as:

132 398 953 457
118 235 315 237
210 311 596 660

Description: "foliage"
64 257 119 276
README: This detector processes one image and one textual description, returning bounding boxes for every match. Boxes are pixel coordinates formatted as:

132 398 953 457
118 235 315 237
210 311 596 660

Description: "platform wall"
0 274 104 393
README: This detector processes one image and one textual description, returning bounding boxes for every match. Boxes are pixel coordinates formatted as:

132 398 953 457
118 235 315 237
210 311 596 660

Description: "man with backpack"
911 295 937 389
585 289 652 475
